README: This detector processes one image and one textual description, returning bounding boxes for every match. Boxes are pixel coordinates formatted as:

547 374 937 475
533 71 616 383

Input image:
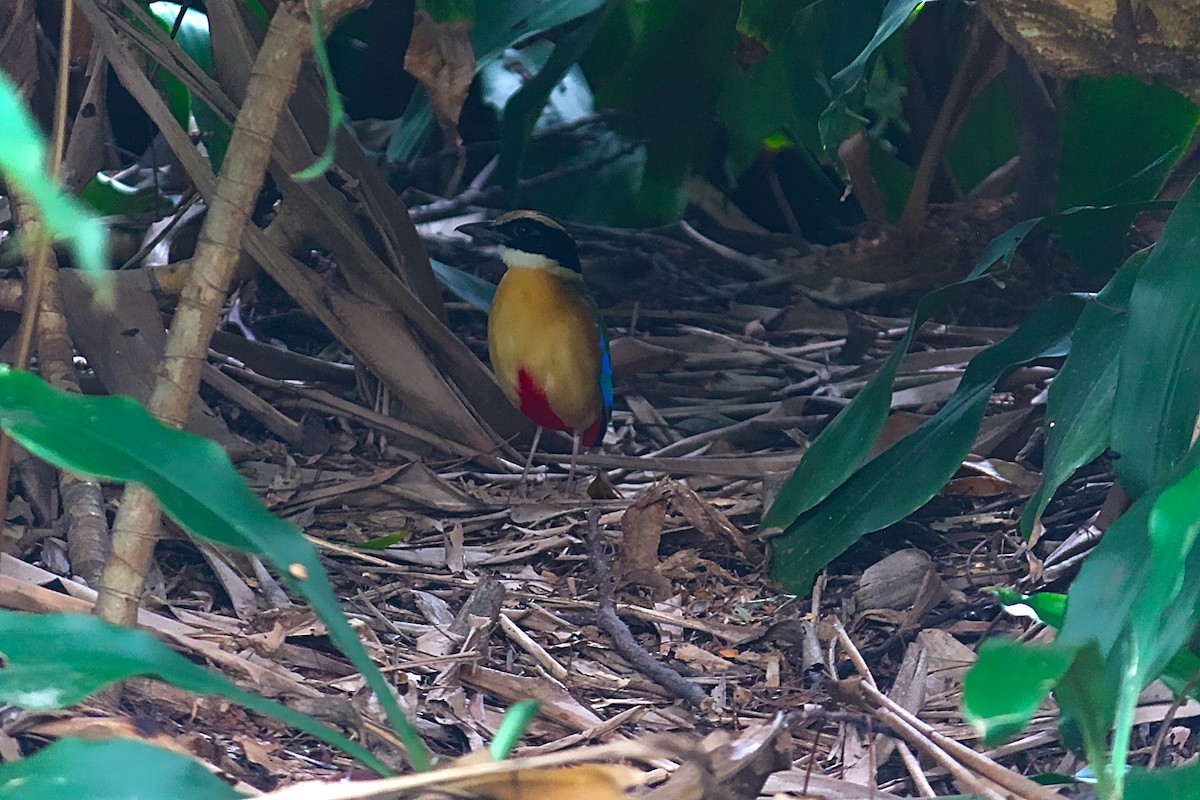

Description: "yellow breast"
488 268 603 432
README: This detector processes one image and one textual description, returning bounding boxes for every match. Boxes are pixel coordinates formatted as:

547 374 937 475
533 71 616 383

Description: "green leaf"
1057 76 1199 274
1054 465 1200 795
79 173 176 217
490 699 541 760
1112 173 1200 498
0 73 109 276
770 294 1083 593
0 368 431 772
431 258 495 311
759 215 1043 534
1127 761 1200 800
1020 249 1145 538
0 611 389 774
360 531 411 549
818 0 924 154
717 2 827 175
992 587 1066 629
420 0 475 24
0 738 247 800
962 638 1076 746
1054 641 1122 796
473 0 604 68
494 3 615 200
146 3 230 171
580 0 741 224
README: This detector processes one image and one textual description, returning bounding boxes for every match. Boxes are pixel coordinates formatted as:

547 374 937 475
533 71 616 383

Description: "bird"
457 210 612 487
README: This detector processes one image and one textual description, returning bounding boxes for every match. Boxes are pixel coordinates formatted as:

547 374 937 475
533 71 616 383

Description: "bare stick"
584 509 707 709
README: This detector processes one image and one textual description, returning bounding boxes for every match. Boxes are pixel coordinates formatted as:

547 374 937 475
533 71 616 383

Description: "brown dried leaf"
404 10 474 147
852 548 944 615
618 480 669 593
667 482 762 563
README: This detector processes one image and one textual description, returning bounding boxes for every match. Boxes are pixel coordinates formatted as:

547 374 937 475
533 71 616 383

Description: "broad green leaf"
0 368 431 772
761 203 1172 543
580 0 740 224
1020 250 1145 538
420 0 474 24
478 41 593 129
1057 77 1199 273
1161 648 1200 699
145 3 230 171
473 0 604 67
1054 641 1122 797
0 611 388 774
0 73 108 276
1112 173 1200 497
968 459 1200 788
0 738 246 800
962 638 1076 745
770 294 1083 593
1058 495 1154 656
718 2 827 175
1053 464 1200 795
1127 761 1200 800
759 216 1043 534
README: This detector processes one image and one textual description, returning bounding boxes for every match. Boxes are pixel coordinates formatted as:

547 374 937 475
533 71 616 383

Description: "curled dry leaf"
851 548 947 618
618 480 671 598
404 10 475 148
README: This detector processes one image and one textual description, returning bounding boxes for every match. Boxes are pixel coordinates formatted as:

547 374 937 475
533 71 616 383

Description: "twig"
584 509 708 709
857 681 1066 800
895 740 936 797
1147 665 1200 767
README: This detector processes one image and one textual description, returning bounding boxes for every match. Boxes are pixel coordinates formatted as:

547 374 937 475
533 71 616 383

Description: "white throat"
498 245 581 281
498 245 558 272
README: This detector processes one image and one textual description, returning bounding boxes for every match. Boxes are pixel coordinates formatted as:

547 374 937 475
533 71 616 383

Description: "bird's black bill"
456 220 504 244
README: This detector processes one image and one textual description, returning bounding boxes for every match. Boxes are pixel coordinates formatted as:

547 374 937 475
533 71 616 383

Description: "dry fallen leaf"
404 10 475 148
618 481 671 598
443 763 642 800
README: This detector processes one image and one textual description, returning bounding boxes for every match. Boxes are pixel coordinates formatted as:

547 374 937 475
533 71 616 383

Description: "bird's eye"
511 222 534 237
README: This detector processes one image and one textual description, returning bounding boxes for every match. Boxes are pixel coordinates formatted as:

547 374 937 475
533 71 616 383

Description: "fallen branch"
585 508 708 710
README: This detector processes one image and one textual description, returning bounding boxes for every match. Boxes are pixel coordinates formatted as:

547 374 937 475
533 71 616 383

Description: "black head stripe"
494 213 581 272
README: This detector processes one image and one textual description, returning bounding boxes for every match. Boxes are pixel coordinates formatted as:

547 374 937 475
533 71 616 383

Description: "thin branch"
585 508 708 709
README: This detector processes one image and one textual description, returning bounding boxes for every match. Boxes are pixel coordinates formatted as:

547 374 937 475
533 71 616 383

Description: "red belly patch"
516 367 571 433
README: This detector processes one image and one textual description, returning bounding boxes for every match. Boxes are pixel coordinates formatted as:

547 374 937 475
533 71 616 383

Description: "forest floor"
4 204 1195 799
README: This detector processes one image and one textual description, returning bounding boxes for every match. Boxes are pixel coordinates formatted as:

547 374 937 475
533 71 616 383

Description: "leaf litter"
3 210 1194 798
